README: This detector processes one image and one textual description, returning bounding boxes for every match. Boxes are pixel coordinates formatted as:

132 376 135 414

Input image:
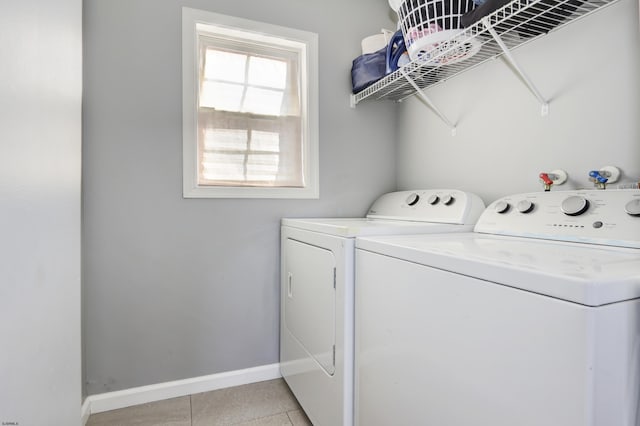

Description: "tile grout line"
227 410 294 426
190 394 193 426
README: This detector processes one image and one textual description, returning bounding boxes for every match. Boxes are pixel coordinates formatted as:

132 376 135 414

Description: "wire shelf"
351 0 619 106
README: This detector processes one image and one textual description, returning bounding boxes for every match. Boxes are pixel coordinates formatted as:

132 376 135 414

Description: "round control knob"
405 193 420 206
561 196 590 216
442 194 454 205
516 200 534 214
427 195 440 205
495 201 510 214
625 199 640 216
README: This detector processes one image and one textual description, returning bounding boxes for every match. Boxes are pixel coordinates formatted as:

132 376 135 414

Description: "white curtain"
197 109 303 187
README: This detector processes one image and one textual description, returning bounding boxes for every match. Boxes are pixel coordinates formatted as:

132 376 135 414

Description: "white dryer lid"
356 233 640 306
282 218 471 238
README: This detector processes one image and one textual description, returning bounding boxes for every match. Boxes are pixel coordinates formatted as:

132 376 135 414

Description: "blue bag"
351 47 387 94
351 30 407 94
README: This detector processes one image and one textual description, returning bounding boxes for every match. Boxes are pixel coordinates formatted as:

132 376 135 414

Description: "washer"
280 189 485 426
355 189 640 426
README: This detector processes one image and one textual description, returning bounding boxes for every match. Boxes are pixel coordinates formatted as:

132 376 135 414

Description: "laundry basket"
390 0 480 64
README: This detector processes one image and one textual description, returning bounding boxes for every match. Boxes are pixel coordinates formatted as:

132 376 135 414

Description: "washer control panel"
475 190 640 248
367 189 486 225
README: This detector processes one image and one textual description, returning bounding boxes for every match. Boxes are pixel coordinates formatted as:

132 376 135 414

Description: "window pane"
242 87 284 116
204 49 246 83
248 56 287 89
251 131 280 152
203 128 248 151
200 81 243 111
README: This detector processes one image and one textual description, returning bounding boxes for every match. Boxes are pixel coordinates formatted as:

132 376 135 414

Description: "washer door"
284 239 336 375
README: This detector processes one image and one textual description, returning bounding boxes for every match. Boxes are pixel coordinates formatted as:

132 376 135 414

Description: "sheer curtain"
197 110 303 187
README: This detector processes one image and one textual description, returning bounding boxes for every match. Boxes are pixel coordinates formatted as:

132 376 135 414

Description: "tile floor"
86 379 313 426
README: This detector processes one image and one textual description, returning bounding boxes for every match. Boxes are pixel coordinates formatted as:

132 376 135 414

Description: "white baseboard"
81 363 281 419
81 398 91 425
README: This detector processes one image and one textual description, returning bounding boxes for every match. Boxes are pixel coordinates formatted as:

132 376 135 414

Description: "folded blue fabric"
351 47 387 94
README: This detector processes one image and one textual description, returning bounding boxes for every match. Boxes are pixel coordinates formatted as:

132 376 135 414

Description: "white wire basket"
393 0 481 64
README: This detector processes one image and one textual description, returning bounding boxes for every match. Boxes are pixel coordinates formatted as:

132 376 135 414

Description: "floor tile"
286 410 312 426
233 412 293 426
191 378 301 426
85 396 191 426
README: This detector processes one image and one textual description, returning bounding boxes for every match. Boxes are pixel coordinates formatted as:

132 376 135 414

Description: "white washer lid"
282 218 472 238
356 233 640 306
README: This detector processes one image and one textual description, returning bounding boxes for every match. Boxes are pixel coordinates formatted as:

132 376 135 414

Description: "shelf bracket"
482 17 549 116
401 68 457 136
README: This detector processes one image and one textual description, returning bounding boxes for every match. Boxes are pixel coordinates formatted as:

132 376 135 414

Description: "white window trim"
182 7 319 199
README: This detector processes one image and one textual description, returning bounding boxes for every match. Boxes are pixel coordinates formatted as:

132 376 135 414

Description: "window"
182 8 319 198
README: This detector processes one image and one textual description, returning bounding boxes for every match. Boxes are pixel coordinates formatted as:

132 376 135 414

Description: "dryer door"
284 239 336 375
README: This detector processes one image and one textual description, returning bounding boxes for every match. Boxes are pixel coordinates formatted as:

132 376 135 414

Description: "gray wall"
396 0 640 203
0 1 82 424
83 0 396 394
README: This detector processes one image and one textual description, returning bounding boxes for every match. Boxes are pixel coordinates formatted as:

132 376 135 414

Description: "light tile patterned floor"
86 379 313 426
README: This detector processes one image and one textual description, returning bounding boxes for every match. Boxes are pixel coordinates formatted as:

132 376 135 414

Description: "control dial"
405 193 420 206
427 195 440 205
495 201 510 214
625 199 640 216
516 200 534 214
442 194 454 205
561 196 590 216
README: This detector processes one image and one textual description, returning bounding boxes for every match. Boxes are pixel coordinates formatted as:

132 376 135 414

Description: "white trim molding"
81 398 91 425
182 7 319 199
81 363 281 422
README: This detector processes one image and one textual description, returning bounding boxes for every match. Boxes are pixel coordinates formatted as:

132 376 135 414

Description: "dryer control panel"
475 189 640 248
366 189 485 225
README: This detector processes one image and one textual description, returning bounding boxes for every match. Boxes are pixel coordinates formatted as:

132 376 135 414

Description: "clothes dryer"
280 189 485 426
355 189 640 426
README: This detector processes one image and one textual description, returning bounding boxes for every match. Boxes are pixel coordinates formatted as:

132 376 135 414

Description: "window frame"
182 7 319 199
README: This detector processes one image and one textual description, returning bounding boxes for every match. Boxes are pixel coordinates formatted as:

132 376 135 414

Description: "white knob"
561 196 590 216
516 200 534 214
442 195 454 205
625 199 640 216
495 201 510 214
405 193 420 206
427 195 439 205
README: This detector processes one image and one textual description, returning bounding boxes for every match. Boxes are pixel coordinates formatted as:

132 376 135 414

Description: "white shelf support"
401 68 457 136
482 17 549 116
